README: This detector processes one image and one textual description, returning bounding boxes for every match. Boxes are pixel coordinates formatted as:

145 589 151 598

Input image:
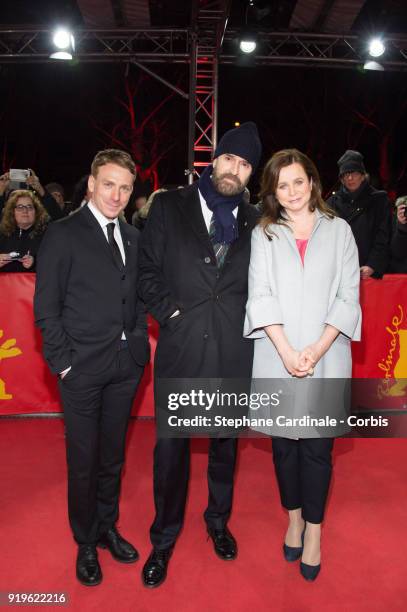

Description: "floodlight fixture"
363 60 385 71
368 38 385 58
50 28 75 60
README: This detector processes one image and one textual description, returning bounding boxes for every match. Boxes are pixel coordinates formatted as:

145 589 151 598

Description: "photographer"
0 189 48 272
388 197 407 273
0 170 65 221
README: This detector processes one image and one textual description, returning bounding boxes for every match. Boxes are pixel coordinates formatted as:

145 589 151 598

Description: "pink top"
296 239 308 265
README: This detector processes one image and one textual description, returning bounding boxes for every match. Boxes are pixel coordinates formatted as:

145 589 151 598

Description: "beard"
211 168 245 196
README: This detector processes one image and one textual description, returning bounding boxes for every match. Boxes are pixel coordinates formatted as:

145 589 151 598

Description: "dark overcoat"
138 183 258 378
327 181 391 278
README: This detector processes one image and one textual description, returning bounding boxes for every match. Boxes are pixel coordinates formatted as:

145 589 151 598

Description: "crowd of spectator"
0 150 406 274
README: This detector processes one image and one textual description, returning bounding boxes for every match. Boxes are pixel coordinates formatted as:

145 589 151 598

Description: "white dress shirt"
87 201 126 264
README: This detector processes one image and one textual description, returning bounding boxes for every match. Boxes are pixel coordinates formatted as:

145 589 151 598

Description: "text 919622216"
0 592 68 606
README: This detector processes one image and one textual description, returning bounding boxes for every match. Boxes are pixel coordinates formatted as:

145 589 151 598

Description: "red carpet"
0 419 406 611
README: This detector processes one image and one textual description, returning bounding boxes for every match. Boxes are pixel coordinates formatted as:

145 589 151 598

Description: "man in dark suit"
34 149 150 586
138 122 262 587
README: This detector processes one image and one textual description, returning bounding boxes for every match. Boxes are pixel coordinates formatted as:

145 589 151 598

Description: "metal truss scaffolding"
1 26 406 176
187 0 231 180
1 28 406 68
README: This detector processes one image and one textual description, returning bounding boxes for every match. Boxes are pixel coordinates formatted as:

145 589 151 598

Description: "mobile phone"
9 251 21 260
9 169 30 182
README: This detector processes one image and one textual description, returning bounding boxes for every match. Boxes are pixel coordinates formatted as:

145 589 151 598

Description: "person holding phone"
0 170 65 221
388 196 407 273
0 189 48 272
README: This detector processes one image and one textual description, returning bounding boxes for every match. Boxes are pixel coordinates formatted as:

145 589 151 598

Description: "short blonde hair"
91 149 136 178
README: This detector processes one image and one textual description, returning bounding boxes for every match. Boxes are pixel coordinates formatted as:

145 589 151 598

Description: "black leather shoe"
300 561 321 581
98 526 139 563
207 527 237 560
76 545 102 586
283 528 305 562
142 548 173 588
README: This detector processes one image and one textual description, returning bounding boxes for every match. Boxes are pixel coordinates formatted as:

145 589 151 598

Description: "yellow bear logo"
0 329 22 400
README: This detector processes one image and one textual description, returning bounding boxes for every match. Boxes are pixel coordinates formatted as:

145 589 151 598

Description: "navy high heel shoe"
283 528 305 562
300 561 321 581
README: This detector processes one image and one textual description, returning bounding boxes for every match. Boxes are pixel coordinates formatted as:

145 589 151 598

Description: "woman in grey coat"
244 149 361 581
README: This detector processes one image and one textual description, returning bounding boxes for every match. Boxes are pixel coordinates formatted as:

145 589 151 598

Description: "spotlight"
368 38 385 58
50 28 75 60
239 29 257 54
363 60 384 71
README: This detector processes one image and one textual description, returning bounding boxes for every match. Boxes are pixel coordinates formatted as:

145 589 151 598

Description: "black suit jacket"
138 183 258 378
34 205 150 375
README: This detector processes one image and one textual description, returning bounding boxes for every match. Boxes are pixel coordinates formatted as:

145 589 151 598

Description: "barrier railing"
1 273 406 416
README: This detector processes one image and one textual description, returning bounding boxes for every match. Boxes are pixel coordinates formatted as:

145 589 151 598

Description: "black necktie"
106 222 124 269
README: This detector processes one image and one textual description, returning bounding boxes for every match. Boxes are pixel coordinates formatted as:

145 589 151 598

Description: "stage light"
50 28 75 60
368 38 385 58
363 60 384 71
234 121 240 127
240 38 257 53
239 28 257 54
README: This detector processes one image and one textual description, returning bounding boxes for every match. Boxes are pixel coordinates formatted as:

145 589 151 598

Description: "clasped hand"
282 344 321 377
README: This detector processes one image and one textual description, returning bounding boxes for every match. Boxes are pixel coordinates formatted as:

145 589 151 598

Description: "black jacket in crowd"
327 180 391 278
0 227 44 272
389 217 407 273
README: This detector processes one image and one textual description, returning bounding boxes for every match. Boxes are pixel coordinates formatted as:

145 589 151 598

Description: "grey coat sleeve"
244 226 284 339
325 223 362 340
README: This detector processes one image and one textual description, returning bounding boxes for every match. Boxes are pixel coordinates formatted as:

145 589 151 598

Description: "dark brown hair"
259 149 335 236
91 149 136 178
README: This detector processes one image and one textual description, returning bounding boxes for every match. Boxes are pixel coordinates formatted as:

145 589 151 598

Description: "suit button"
122 298 126 304
204 256 211 264
203 333 209 339
121 274 126 280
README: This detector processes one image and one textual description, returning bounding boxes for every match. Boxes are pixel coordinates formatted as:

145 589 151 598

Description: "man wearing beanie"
138 122 261 587
327 149 391 278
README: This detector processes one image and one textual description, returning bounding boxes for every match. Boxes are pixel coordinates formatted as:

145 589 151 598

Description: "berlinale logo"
0 329 22 400
377 305 407 398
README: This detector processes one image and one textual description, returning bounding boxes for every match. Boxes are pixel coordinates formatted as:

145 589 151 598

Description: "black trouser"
272 437 334 524
150 437 237 549
58 347 143 545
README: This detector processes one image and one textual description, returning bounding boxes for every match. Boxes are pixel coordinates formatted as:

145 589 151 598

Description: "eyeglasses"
15 204 34 211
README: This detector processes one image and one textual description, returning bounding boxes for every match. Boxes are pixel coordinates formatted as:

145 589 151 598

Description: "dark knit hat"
337 150 366 176
214 121 262 172
45 182 65 197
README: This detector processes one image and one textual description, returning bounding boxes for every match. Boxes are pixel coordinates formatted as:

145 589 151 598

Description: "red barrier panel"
0 273 406 416
0 274 156 416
